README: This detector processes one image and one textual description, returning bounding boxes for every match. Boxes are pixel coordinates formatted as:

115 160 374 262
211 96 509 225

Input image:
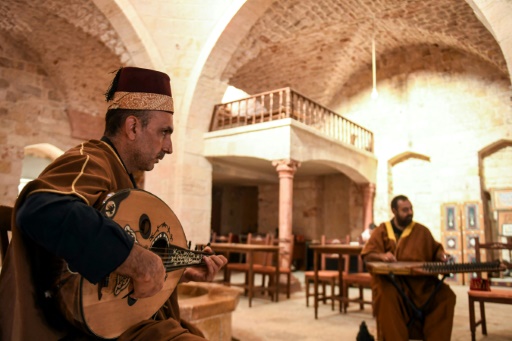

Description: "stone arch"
0 0 132 204
122 0 512 241
148 0 276 223
465 0 512 79
479 139 512 161
387 151 432 199
19 144 64 193
91 0 163 69
388 151 431 197
388 151 435 232
388 151 431 167
478 138 512 241
24 143 64 161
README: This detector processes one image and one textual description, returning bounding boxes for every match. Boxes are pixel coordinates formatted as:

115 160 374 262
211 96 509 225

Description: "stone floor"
228 271 512 341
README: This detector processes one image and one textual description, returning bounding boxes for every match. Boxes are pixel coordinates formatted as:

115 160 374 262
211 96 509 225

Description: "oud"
54 189 209 339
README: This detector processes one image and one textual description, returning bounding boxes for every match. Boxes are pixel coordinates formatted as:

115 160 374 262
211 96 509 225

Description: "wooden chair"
211 232 234 254
468 237 512 341
253 235 294 300
0 205 13 267
209 232 235 283
224 233 272 293
341 252 373 314
304 235 342 309
211 232 234 244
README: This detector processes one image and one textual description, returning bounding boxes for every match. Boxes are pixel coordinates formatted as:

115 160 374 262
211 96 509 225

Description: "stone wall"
177 282 240 341
483 146 512 189
257 174 363 241
0 36 71 206
257 183 280 236
2 0 512 246
335 59 511 239
217 185 258 236
391 157 435 232
0 4 123 206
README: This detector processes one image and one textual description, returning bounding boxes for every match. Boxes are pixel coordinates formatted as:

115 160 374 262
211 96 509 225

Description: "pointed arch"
388 151 434 231
19 144 65 193
24 143 64 161
479 139 512 160
388 151 431 167
91 0 163 69
478 138 512 242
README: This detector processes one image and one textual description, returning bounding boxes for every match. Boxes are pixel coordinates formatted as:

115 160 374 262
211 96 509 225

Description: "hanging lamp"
371 20 378 100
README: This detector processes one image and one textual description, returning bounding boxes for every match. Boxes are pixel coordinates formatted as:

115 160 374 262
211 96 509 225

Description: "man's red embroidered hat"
105 67 173 113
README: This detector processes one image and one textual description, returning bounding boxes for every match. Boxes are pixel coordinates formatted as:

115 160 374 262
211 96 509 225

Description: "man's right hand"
114 244 166 299
363 251 397 263
380 251 397 262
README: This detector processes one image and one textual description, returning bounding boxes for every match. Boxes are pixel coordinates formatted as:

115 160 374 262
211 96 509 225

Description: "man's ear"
125 116 138 140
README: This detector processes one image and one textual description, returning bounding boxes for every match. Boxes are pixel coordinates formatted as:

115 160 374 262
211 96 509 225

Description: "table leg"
339 252 344 313
469 296 476 341
223 262 228 285
248 251 254 307
314 249 319 319
275 249 280 302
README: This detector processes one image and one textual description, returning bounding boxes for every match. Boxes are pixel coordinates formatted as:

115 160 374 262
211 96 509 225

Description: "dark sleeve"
16 192 134 283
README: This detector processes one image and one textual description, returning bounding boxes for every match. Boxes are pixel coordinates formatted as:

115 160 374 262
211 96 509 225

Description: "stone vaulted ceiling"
0 0 129 114
0 0 509 115
223 0 509 108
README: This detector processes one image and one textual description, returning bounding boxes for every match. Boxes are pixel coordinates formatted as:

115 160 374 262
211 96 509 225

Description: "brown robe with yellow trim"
0 140 204 340
361 221 456 341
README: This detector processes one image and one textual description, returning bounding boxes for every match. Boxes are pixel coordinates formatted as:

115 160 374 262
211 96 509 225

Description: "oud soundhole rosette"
139 214 151 239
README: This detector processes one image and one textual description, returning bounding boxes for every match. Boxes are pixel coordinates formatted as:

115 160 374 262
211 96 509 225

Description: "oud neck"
153 245 209 272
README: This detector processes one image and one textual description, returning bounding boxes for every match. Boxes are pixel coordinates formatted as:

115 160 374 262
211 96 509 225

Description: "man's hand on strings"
115 243 166 299
181 246 228 283
380 251 397 262
437 252 452 263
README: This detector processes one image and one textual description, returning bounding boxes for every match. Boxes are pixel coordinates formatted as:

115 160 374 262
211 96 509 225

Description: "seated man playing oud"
0 66 227 340
361 195 456 341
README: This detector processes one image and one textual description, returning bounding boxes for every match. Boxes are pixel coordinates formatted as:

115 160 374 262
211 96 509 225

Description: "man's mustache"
400 215 413 222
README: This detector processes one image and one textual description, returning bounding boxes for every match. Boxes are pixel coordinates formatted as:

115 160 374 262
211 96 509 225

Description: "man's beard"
397 215 413 227
132 149 155 172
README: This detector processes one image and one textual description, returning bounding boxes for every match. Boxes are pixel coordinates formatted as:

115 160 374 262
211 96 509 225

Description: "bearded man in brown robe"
361 195 456 341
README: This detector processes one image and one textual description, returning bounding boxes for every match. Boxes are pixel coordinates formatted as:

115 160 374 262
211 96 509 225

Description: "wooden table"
309 244 364 318
210 243 281 307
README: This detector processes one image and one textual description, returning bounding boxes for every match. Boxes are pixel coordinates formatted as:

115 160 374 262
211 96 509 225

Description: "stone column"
361 183 376 242
272 159 300 269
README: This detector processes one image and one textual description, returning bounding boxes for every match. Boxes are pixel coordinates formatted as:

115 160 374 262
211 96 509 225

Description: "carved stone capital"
272 159 301 177
362 183 376 200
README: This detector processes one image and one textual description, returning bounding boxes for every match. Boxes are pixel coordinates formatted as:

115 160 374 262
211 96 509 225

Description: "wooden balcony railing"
209 87 374 153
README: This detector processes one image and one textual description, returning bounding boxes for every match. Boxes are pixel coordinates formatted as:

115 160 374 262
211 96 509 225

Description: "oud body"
55 189 201 339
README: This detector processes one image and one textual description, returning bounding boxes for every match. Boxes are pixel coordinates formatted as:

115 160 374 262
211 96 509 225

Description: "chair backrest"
247 233 273 265
0 205 13 266
320 235 351 270
212 232 235 243
343 253 366 274
320 235 340 270
474 236 512 285
330 235 365 274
